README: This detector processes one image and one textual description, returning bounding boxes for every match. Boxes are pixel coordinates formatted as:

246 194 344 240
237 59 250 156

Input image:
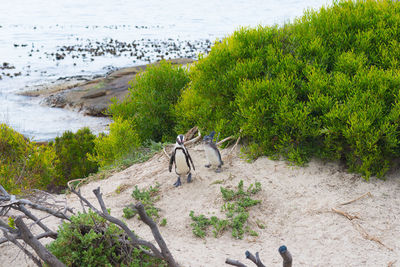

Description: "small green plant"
123 206 137 219
160 218 167 227
189 180 262 239
189 211 212 238
47 210 165 266
7 217 15 229
123 184 161 222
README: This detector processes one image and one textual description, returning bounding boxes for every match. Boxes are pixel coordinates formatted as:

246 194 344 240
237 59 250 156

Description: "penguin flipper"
187 151 195 171
210 142 223 165
169 151 175 172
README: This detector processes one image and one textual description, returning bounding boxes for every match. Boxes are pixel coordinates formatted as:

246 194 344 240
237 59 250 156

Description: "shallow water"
0 0 330 141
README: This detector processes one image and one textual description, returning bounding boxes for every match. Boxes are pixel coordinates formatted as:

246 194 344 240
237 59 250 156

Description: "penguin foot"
187 173 192 183
173 177 182 187
205 164 211 168
215 167 222 173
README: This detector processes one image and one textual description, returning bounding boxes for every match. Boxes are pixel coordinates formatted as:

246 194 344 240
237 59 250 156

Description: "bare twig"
77 189 87 214
0 199 70 221
67 178 86 190
163 147 171 159
352 221 393 251
14 217 66 267
226 247 292 267
225 258 248 267
184 126 199 141
340 192 372 206
2 231 43 267
245 251 266 267
135 202 178 267
331 208 360 220
14 205 54 234
217 136 234 146
184 129 202 146
229 136 241 155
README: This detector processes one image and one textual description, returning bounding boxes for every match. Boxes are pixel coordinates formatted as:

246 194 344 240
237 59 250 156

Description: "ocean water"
0 0 330 141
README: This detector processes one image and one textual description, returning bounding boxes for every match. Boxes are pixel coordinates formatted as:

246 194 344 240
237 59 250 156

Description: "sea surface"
0 0 330 141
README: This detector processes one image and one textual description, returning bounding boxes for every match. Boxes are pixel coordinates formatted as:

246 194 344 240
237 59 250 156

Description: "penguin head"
176 134 185 145
203 134 213 144
209 131 216 139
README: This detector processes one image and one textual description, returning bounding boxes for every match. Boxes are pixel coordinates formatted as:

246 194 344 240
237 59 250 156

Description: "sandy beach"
1 143 399 266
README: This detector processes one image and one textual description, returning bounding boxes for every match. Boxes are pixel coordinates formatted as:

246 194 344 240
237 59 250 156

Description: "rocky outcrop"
21 58 195 116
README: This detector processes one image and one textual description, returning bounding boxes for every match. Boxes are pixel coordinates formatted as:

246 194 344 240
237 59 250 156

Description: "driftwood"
226 246 292 267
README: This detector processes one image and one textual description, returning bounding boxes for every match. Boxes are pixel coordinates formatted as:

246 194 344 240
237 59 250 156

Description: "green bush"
47 210 165 266
88 118 141 167
108 60 190 142
176 0 400 178
50 127 98 186
0 123 58 193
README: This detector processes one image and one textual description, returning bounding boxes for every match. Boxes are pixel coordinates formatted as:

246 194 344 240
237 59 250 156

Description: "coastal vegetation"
2 0 400 265
175 0 400 178
2 0 400 193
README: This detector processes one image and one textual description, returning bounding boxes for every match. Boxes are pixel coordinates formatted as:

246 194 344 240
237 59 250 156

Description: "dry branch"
14 217 66 267
217 136 234 146
351 221 393 251
225 258 248 267
340 192 372 206
184 129 202 146
229 136 241 155
245 251 266 267
331 208 360 220
226 247 291 267
71 187 178 267
0 184 73 265
2 231 43 267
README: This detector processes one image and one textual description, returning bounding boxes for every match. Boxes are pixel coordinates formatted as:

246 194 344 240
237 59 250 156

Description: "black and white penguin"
169 134 195 187
203 131 224 173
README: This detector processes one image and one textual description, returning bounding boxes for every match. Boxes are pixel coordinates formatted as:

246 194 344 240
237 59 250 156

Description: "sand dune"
1 143 399 266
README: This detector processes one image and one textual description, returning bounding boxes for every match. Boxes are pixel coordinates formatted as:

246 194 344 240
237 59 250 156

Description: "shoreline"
18 58 195 117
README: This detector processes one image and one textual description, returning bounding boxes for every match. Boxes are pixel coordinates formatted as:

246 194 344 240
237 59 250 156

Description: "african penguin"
203 131 224 173
169 134 195 187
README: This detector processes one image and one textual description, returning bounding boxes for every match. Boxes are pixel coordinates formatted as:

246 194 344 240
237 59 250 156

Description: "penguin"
203 131 224 173
169 134 195 187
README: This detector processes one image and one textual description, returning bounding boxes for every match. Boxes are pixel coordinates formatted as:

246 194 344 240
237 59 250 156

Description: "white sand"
1 144 399 266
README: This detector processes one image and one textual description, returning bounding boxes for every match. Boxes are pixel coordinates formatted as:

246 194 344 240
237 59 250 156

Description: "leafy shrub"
47 210 165 266
50 127 98 186
176 0 400 178
0 123 58 193
108 60 190 142
88 118 141 168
